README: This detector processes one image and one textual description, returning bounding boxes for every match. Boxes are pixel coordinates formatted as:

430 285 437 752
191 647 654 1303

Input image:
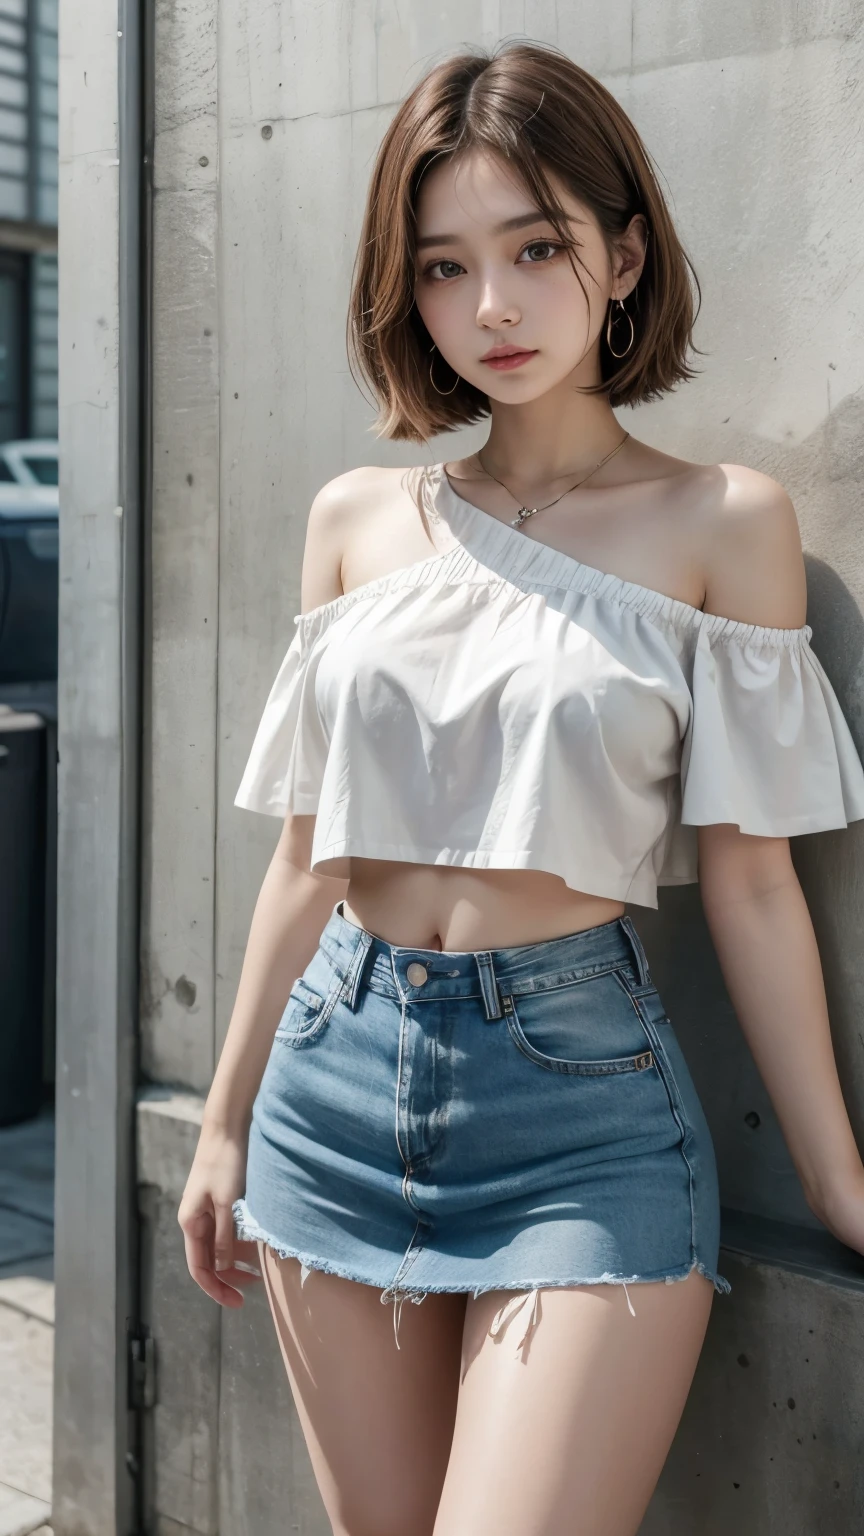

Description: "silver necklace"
475 432 630 528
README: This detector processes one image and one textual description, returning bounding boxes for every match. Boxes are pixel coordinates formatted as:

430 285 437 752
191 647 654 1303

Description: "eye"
518 240 564 263
422 259 465 282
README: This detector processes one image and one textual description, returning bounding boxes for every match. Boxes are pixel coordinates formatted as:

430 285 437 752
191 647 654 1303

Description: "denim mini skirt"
234 900 731 1348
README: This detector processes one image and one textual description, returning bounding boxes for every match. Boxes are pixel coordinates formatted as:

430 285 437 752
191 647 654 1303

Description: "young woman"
179 40 864 1536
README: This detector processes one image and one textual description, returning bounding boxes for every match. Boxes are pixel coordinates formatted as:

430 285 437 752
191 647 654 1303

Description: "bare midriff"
340 858 625 952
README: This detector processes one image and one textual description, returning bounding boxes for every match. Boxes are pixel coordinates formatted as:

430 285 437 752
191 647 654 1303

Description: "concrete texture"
137 1091 326 1536
0 1111 55 1536
137 1094 222 1536
142 0 220 1096
643 1252 864 1533
0 1308 53 1525
0 1488 52 1536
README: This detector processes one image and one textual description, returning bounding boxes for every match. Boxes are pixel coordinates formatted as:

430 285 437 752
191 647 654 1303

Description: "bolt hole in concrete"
0 1107 55 1535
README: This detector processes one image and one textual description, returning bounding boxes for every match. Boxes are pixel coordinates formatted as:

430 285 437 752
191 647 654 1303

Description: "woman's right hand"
178 1126 263 1307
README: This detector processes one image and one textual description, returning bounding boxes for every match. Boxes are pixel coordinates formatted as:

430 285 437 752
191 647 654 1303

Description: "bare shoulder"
668 459 807 629
301 464 427 612
307 463 403 525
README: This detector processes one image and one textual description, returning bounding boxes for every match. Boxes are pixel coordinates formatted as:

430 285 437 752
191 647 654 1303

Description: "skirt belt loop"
474 951 503 1020
341 927 375 1011
617 915 651 987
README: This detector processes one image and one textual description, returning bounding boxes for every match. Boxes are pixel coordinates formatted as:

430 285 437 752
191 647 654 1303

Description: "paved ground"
0 1108 54 1536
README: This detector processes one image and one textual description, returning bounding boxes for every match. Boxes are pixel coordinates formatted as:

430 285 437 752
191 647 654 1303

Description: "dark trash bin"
0 703 47 1126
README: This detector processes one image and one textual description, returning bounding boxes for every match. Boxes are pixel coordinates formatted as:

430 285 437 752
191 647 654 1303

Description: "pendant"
511 506 536 528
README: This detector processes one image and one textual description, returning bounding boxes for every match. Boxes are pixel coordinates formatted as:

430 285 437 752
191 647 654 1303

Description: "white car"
0 440 59 519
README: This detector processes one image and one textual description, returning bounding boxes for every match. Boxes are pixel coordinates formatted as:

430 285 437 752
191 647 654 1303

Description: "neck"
478 383 627 489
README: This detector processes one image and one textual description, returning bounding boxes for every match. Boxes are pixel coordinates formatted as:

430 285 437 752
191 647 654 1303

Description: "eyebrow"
415 211 557 251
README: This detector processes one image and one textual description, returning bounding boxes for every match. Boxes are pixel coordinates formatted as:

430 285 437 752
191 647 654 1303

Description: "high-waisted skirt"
234 899 730 1349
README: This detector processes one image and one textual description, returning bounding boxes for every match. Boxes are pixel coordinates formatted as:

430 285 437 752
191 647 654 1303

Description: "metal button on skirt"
234 900 730 1350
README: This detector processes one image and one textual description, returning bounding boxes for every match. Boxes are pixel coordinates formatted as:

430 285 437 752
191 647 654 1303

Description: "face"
412 148 645 400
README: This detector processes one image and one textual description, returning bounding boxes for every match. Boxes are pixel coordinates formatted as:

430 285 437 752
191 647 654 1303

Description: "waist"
318 899 653 1014
341 858 624 951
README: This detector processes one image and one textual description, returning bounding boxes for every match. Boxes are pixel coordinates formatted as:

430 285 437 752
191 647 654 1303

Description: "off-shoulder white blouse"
234 463 864 909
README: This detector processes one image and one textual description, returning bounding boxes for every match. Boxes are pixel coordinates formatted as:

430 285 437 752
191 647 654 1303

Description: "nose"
475 272 520 330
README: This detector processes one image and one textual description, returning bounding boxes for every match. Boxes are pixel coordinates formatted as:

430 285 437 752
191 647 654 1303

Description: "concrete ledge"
137 1095 864 1534
721 1206 864 1291
137 1089 205 1202
643 1247 864 1532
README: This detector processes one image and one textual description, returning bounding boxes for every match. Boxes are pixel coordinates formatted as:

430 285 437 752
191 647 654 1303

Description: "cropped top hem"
233 461 864 906
298 835 666 910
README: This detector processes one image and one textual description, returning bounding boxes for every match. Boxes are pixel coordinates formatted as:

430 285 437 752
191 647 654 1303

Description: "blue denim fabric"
235 900 730 1348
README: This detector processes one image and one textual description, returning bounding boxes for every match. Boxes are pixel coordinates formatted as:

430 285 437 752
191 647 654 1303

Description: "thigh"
433 1269 714 1536
259 1243 465 1536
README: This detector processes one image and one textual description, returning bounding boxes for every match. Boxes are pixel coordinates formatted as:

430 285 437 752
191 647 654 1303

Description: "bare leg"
433 1269 714 1536
258 1243 465 1536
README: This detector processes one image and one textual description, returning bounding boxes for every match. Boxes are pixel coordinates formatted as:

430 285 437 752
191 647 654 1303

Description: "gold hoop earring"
429 343 460 396
606 298 635 359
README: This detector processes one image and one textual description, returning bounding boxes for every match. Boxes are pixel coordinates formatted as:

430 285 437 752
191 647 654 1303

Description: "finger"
189 1263 247 1308
213 1202 236 1275
182 1213 214 1280
181 1220 246 1308
232 1237 263 1276
211 1264 263 1290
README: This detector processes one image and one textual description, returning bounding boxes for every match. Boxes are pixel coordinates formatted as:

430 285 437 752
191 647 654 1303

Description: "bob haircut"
347 39 701 442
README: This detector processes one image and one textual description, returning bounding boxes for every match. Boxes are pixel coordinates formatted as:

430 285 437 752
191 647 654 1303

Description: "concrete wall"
55 0 143 1528
139 3 864 1532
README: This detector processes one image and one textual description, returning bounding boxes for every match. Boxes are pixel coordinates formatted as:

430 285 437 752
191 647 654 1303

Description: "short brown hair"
347 39 701 442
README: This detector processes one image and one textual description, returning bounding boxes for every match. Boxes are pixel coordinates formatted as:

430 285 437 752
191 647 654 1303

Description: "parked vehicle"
0 438 59 488
0 439 59 683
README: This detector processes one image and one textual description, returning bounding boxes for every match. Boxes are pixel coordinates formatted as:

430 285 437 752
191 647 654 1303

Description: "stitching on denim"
618 914 652 987
273 980 325 1042
357 959 640 1004
475 950 503 1018
342 928 374 1010
385 1221 427 1295
394 988 410 1178
507 960 633 996
626 991 699 1265
277 963 345 1048
504 994 655 1076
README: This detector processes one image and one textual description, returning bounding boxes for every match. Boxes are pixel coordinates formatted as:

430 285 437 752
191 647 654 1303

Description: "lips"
481 347 538 371
480 345 536 361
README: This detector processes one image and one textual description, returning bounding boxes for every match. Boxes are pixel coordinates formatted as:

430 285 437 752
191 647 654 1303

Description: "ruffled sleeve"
678 618 864 836
233 616 328 817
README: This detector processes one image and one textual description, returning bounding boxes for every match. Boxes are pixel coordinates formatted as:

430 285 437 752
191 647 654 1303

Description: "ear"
611 214 648 300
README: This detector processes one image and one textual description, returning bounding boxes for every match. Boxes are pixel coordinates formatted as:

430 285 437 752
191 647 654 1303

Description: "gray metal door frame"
53 0 147 1529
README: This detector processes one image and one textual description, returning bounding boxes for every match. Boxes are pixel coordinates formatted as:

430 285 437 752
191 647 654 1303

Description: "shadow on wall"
628 511 864 1251
804 552 864 749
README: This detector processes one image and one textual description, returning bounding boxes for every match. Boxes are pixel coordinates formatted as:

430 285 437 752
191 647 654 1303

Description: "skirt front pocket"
274 951 345 1049
501 967 656 1076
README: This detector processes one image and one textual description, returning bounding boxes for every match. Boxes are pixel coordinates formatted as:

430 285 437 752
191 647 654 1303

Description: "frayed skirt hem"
232 1197 732 1301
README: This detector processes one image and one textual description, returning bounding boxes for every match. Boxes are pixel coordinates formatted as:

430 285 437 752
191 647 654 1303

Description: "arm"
178 824 347 1306
201 823 346 1146
693 465 864 1249
697 825 864 1243
179 474 353 1305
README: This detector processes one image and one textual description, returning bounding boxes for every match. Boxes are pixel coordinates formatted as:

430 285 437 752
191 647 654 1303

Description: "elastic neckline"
293 539 470 630
437 462 812 648
291 462 813 649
